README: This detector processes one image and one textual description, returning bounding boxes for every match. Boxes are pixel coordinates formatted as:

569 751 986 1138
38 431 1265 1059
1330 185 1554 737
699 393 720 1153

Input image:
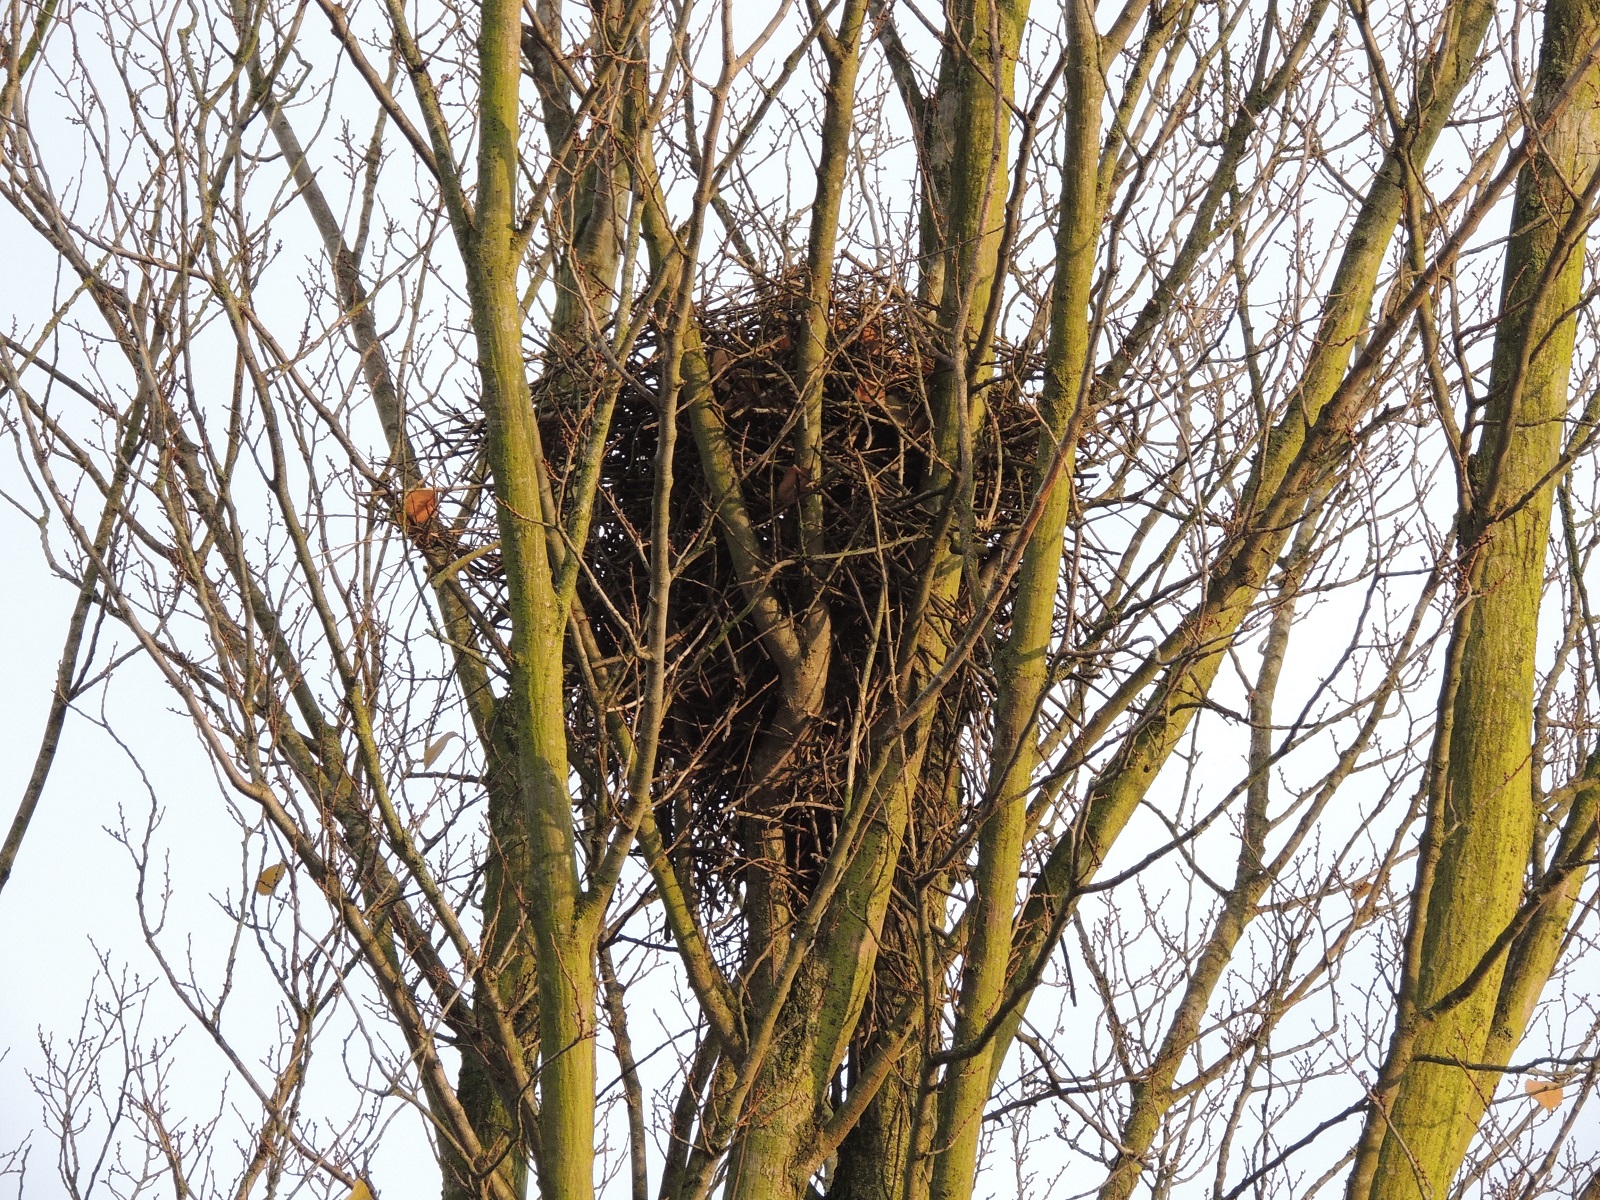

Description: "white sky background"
3 0 1600 1196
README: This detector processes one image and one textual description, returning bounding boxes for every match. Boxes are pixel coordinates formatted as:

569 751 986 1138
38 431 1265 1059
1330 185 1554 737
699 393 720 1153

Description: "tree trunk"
1348 2 1600 1195
466 2 597 1197
926 0 1097 1191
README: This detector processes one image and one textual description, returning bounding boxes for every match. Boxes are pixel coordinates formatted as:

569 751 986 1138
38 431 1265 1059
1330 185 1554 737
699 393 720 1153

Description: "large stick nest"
421 275 1041 912
554 277 1040 907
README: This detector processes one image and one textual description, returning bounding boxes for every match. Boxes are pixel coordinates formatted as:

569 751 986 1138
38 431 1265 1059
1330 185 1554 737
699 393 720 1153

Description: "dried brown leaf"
403 487 439 529
1526 1079 1564 1111
422 731 459 769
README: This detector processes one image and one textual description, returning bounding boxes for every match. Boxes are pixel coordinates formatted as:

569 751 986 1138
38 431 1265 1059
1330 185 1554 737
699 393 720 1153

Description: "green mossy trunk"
1349 1 1600 1196
721 1030 820 1200
817 0 1040 1188
461 2 599 1197
926 0 1096 1192
444 731 537 1200
828 1048 923 1200
722 748 925 1200
828 863 944 1200
452 2 649 1195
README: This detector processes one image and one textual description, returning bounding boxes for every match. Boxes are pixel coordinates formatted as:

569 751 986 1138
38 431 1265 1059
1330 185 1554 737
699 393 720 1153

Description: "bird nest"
417 275 1041 913
556 277 1040 907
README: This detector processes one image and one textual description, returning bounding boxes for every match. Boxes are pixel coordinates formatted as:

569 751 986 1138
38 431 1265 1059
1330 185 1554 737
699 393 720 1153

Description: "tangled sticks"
431 275 1040 924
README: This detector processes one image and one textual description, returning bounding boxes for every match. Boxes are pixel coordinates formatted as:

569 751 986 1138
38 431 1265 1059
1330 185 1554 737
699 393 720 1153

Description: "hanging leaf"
422 731 459 769
255 862 288 895
1525 1078 1564 1111
403 487 439 529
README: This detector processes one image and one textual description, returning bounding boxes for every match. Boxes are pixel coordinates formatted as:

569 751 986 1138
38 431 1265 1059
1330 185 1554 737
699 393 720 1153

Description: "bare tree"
4 0 1600 1198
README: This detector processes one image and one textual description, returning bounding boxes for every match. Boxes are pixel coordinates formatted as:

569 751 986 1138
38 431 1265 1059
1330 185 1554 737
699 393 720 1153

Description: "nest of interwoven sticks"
415 274 1041 914
560 277 1040 910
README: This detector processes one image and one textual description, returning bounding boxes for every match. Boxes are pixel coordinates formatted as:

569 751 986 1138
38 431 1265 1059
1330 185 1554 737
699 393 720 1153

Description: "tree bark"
466 3 596 1197
1348 2 1600 1195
